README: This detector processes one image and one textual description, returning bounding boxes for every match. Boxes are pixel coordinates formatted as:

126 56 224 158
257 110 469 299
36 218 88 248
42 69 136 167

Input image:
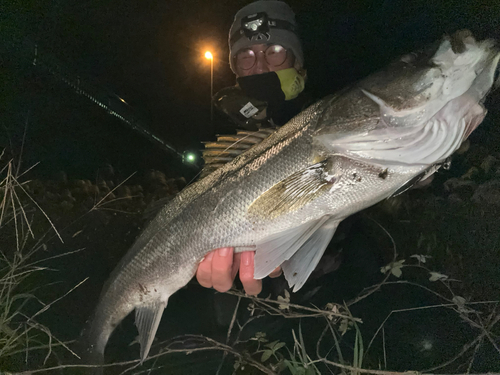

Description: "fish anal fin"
248 160 340 219
135 300 167 362
254 217 331 279
283 218 340 292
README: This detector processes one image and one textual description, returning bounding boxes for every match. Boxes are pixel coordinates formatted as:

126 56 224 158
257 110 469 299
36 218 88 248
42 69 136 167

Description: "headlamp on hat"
231 12 296 45
241 12 270 39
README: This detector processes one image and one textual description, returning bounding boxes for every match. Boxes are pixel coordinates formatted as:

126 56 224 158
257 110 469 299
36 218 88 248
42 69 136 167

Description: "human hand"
196 248 282 296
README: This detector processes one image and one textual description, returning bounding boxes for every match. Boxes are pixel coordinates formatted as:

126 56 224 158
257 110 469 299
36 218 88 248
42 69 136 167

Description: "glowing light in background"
182 151 197 165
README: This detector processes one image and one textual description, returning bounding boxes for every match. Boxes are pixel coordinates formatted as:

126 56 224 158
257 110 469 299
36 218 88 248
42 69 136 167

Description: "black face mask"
237 72 285 107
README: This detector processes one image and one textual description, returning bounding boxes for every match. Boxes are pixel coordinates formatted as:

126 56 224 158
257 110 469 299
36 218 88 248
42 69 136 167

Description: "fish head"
316 31 500 166
361 30 500 118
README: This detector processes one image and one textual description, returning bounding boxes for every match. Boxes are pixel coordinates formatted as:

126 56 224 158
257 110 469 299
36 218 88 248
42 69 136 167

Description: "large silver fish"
84 31 500 371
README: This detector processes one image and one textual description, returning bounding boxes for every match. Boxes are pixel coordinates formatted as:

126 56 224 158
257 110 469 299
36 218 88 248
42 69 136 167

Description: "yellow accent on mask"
276 68 305 101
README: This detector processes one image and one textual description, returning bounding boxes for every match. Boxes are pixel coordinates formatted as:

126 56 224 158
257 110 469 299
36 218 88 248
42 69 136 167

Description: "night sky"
2 0 500 180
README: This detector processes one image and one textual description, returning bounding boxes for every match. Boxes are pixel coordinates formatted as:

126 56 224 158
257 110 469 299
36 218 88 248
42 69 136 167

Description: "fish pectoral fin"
248 160 340 219
254 216 336 288
282 218 340 292
135 300 168 362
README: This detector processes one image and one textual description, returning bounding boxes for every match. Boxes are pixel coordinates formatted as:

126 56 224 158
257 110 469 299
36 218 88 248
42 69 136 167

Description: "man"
196 1 309 296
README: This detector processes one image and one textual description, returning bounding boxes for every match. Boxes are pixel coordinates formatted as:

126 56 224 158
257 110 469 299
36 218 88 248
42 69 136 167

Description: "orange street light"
205 51 214 126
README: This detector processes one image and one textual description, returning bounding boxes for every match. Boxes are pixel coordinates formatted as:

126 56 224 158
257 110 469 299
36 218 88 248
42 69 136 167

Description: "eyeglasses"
234 44 288 71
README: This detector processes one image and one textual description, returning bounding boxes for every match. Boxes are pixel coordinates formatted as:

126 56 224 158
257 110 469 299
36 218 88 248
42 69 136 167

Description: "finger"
269 266 282 278
211 247 235 292
196 251 214 288
239 251 262 296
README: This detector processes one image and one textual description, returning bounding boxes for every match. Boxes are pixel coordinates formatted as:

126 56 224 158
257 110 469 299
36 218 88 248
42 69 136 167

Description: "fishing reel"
213 86 270 130
241 12 271 40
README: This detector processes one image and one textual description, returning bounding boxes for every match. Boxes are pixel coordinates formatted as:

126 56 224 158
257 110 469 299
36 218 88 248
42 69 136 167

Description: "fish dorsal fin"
135 300 168 362
282 218 340 292
254 216 332 280
248 160 340 219
200 128 277 178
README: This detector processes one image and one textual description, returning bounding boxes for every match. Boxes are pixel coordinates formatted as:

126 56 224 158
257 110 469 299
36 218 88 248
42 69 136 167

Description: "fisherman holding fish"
85 20 500 367
197 0 308 296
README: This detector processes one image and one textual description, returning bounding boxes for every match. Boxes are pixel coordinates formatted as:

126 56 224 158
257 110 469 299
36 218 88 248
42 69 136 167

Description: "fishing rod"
5 37 200 168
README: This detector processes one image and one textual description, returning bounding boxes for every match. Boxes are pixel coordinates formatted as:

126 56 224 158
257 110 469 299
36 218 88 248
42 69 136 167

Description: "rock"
130 185 143 194
71 180 84 192
60 189 75 202
83 197 95 209
60 200 74 211
165 177 176 185
97 181 110 194
28 180 45 195
88 184 100 197
480 155 498 175
443 178 477 198
153 171 168 186
175 177 187 190
447 193 463 204
45 191 58 201
495 166 500 178
455 139 470 154
461 167 480 180
116 185 132 199
471 180 500 205
71 187 84 198
154 186 173 199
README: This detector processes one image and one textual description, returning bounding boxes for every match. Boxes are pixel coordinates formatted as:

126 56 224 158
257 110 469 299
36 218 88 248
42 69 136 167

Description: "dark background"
2 0 499 181
1 1 500 373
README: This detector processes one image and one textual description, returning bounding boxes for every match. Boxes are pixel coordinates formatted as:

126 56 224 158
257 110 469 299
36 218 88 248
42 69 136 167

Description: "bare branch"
225 289 359 322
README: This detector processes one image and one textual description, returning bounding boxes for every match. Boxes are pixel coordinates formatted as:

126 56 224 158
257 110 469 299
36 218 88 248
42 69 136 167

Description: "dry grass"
0 152 81 372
